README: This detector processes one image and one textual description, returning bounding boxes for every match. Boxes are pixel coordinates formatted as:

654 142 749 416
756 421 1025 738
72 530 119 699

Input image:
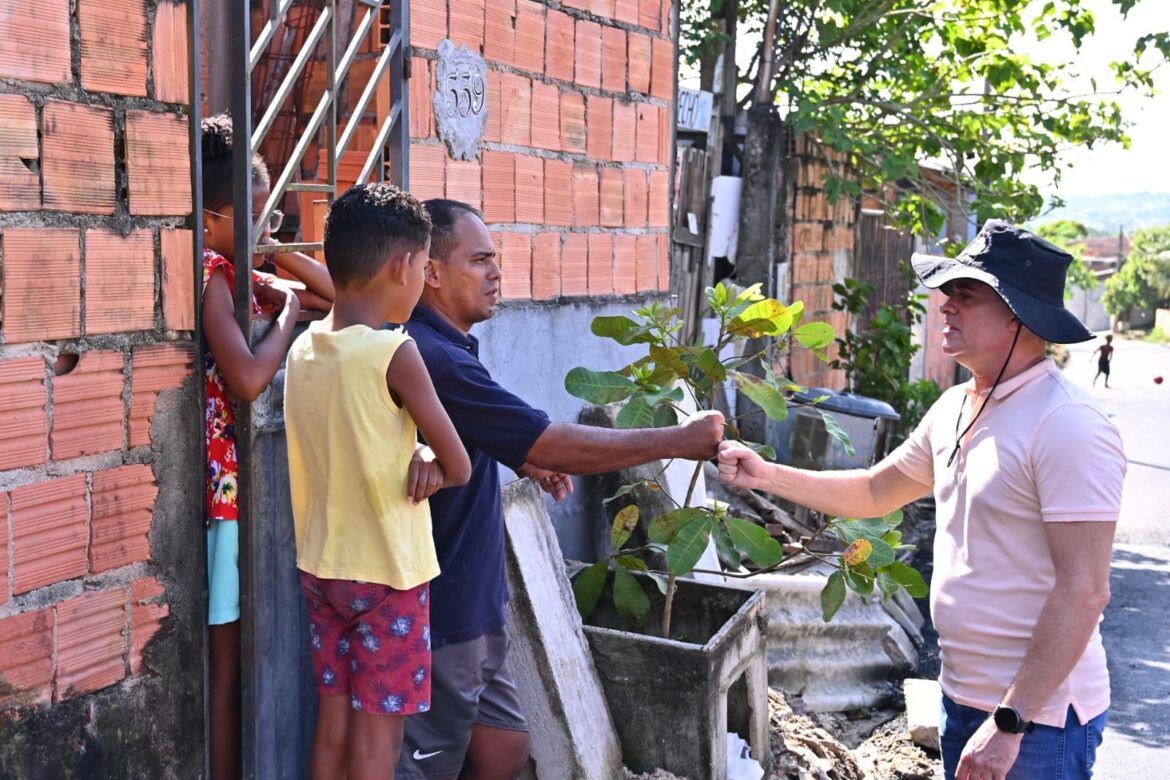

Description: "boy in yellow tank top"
284 183 471 780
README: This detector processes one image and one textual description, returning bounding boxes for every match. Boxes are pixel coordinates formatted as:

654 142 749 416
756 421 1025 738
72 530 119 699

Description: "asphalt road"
1063 334 1170 777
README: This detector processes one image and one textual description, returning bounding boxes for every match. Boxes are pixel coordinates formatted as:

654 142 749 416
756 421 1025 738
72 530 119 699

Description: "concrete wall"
1068 279 1111 334
0 0 204 773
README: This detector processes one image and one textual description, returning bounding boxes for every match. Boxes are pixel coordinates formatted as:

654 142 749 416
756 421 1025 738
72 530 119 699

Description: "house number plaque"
432 40 487 161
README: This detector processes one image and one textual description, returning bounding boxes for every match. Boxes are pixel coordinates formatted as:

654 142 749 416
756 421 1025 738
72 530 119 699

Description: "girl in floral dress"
200 114 334 779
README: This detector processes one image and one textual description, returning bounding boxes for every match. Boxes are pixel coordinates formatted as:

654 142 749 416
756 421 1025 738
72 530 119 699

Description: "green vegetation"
1103 225 1170 316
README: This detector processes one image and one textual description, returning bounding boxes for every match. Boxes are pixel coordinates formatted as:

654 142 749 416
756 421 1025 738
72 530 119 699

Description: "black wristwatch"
993 705 1035 734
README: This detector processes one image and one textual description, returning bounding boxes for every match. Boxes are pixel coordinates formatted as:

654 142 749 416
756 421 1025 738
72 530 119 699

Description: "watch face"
994 706 1021 732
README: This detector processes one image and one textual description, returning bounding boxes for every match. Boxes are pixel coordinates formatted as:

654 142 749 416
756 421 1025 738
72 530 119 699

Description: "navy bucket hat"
910 219 1093 344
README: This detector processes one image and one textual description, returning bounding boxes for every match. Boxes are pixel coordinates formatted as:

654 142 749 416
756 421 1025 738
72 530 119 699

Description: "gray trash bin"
765 387 900 470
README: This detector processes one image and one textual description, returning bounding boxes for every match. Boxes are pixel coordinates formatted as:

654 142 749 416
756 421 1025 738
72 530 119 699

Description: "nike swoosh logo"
413 749 442 760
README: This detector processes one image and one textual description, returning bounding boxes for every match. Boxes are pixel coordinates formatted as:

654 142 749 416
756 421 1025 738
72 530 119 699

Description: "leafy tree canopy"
1102 225 1170 315
682 0 1169 236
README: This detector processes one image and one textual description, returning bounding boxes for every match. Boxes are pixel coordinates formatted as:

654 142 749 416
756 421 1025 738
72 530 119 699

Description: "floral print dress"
203 249 262 525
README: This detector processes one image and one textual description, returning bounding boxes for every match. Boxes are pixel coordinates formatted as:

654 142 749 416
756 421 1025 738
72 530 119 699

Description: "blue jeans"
941 695 1107 780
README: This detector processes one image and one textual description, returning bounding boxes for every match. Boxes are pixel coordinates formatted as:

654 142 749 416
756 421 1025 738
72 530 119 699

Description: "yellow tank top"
284 322 439 589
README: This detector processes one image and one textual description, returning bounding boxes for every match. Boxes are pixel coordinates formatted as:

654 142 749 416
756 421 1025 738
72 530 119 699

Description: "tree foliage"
1103 225 1170 315
682 0 1169 234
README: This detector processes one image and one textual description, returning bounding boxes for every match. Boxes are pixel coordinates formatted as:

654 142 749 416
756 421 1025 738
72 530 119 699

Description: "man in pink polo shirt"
718 220 1125 780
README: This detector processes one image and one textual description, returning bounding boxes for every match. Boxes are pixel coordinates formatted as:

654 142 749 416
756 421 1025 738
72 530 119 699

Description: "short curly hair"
201 113 271 210
324 183 432 289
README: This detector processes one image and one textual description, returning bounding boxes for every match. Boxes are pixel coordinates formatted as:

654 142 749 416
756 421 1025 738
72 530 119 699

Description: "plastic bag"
726 732 764 780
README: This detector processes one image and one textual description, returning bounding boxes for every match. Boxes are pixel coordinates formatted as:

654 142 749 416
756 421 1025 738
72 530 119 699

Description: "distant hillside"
1030 193 1170 234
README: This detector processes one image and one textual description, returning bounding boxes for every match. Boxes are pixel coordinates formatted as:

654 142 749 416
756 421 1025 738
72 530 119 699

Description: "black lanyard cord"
946 323 1023 468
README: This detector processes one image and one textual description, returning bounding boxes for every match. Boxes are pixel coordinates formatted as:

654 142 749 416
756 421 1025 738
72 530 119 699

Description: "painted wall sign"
676 88 713 134
433 39 487 160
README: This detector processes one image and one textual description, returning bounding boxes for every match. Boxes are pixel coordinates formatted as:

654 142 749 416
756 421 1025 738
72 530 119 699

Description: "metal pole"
327 0 338 202
228 0 256 777
389 0 409 186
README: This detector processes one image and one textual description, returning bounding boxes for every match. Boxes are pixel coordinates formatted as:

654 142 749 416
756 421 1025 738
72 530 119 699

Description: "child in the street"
200 113 335 779
284 183 471 780
1092 333 1115 388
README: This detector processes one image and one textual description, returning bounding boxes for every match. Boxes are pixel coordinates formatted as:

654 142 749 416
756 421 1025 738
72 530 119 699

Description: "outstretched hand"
407 445 447 504
517 463 574 502
717 440 771 491
675 410 726 460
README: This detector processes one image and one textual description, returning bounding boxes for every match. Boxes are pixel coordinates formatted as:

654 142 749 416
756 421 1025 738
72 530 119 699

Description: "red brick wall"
0 0 195 714
787 136 854 391
409 0 674 299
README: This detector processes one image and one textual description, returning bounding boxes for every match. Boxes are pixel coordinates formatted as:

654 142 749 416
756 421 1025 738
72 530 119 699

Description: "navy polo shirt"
405 305 551 647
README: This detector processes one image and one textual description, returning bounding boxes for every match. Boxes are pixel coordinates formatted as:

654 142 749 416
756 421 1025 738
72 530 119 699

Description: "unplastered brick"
130 577 170 676
544 160 573 226
574 20 602 90
0 0 71 85
627 33 652 96
499 73 532 146
50 350 125 459
499 232 532 299
651 37 674 100
482 151 515 224
42 102 116 215
0 356 48 471
447 159 483 211
126 111 192 216
1 227 82 342
560 90 586 154
636 103 659 163
613 234 637 294
593 0 617 19
129 342 196 447
649 169 670 227
601 26 626 94
612 101 636 162
657 233 669 290
657 105 671 164
450 0 487 51
636 233 658 291
639 0 662 33
161 228 196 331
408 144 445 201
531 232 561 300
514 155 544 223
153 1 190 103
0 95 40 210
79 0 148 96
585 96 613 160
484 69 503 143
85 228 155 335
11 475 89 594
513 1 545 74
409 58 435 139
572 165 599 226
0 609 54 709
90 464 157 573
614 0 639 26
411 0 447 49
484 0 517 66
623 168 648 227
599 167 623 227
587 233 613 295
530 81 561 151
561 233 589 297
55 587 128 700
546 10 575 83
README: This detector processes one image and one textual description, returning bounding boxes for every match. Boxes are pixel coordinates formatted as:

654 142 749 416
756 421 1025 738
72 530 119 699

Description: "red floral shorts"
298 571 432 716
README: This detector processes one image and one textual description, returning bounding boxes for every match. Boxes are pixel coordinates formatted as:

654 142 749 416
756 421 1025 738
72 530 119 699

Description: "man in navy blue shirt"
397 200 725 780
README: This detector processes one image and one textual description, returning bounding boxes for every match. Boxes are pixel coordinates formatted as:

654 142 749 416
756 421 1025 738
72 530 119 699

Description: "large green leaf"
877 569 900 601
652 404 678 428
793 322 835 349
731 372 790 422
650 345 689 378
591 316 657 345
615 394 655 428
819 411 856 456
648 508 708 544
711 522 742 568
641 385 685 408
572 561 608 621
722 283 764 319
610 505 639 551
565 367 636 404
864 537 897 568
889 561 929 598
613 566 651 624
821 570 847 622
724 516 783 567
843 562 875 597
745 440 777 460
666 515 713 575
729 299 793 337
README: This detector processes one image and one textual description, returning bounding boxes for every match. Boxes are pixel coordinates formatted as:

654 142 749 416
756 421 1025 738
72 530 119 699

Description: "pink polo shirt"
887 358 1125 727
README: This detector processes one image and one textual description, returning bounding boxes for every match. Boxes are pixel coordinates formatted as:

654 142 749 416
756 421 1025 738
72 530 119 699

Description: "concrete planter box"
579 573 771 780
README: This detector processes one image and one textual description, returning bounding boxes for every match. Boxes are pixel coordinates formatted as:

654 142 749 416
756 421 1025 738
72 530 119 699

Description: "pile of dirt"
623 769 686 780
853 714 941 780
